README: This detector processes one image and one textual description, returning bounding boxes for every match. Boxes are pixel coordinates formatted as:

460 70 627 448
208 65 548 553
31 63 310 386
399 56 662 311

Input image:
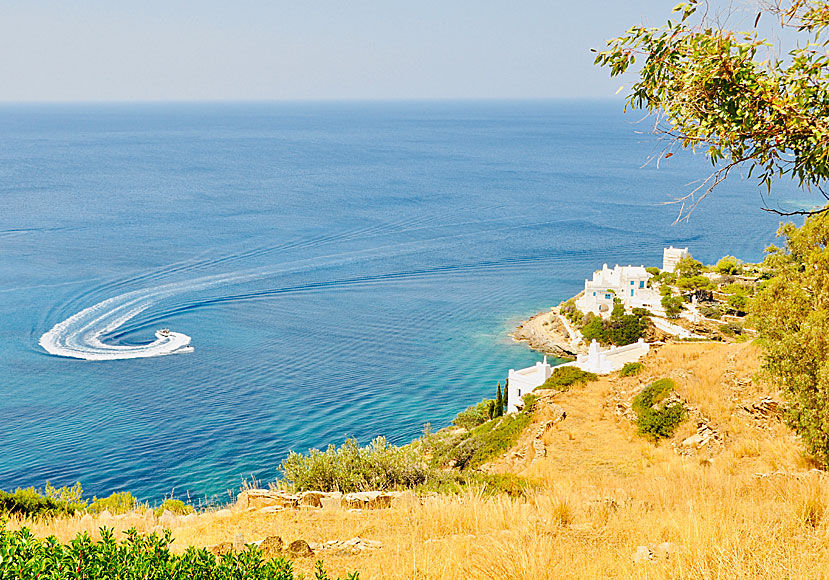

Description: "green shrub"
716 255 743 275
0 482 86 518
699 305 722 319
661 295 684 318
279 437 440 492
632 379 686 440
675 256 704 278
154 498 194 518
449 413 532 470
645 266 661 276
89 491 137 515
619 362 644 377
538 366 598 391
676 275 714 291
0 523 358 580
453 399 496 429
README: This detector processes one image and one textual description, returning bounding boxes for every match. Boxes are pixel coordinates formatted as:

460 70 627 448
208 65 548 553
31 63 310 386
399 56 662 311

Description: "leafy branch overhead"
594 0 829 216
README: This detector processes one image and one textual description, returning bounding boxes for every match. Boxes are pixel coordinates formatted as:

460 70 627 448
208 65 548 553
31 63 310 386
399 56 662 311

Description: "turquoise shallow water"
0 101 790 503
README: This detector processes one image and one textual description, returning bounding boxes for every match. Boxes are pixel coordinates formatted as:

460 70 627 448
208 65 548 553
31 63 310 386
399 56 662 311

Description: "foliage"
88 491 137 515
661 294 684 318
453 399 496 429
0 483 86 518
728 291 750 313
279 437 439 492
538 366 598 391
651 271 677 287
676 275 714 291
580 314 606 343
675 257 704 278
699 305 723 320
560 299 583 325
595 1 829 211
752 211 829 466
619 362 644 377
632 379 686 441
495 382 504 418
645 266 661 276
579 306 650 346
154 498 194 518
716 255 743 275
446 412 532 470
0 523 358 580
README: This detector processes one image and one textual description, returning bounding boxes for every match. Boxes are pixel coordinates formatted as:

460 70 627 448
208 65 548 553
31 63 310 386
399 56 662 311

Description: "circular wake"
39 291 194 361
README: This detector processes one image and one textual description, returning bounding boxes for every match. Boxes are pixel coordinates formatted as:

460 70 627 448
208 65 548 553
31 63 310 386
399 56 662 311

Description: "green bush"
279 437 440 492
538 366 598 391
619 362 644 377
154 498 194 518
579 307 650 346
0 523 358 580
645 266 661 276
89 491 136 515
632 379 686 441
448 413 532 470
676 275 714 291
661 294 684 318
0 482 86 518
698 305 722 319
453 399 496 429
675 256 704 278
715 255 743 275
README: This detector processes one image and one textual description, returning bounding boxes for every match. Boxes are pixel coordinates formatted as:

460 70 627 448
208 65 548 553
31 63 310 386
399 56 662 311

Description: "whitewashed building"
662 246 690 272
575 264 656 317
507 356 553 414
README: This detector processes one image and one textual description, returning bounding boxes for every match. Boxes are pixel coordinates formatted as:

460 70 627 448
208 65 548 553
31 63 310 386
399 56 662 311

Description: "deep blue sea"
0 101 795 504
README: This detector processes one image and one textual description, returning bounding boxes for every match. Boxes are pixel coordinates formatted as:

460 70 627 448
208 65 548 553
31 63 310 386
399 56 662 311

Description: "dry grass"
11 342 829 579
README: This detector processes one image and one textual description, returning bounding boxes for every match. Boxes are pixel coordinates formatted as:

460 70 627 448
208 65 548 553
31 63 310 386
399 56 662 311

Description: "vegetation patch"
538 366 598 391
0 523 357 580
632 378 686 441
0 482 86 519
154 498 194 517
279 437 440 493
619 362 644 377
88 491 137 515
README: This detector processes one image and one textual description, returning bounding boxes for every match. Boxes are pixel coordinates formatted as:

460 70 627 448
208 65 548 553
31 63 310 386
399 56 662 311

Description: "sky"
0 1 761 102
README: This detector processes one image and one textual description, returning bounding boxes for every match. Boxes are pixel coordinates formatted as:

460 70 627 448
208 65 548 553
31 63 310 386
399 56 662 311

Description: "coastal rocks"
237 488 411 514
343 491 393 510
680 423 720 449
512 310 582 358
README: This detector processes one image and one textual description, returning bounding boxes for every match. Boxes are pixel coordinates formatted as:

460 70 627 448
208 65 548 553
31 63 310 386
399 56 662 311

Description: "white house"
663 246 690 272
505 340 650 413
575 263 656 317
507 356 553 414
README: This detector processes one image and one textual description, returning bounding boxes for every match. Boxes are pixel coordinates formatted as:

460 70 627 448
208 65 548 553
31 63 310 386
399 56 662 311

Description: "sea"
0 100 798 504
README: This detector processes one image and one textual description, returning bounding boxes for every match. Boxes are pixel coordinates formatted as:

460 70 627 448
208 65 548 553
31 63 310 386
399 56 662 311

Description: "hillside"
10 341 829 579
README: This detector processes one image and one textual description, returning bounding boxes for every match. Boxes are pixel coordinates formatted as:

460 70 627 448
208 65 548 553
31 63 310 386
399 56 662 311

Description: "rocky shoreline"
510 307 584 358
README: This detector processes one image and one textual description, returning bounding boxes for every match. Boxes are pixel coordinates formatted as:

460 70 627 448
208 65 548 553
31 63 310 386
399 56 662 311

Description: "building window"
605 294 611 299
518 389 521 396
631 289 634 296
593 292 596 296
630 281 634 285
640 281 645 288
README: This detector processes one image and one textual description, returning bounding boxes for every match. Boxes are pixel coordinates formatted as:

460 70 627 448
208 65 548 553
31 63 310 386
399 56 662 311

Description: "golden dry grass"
11 341 829 579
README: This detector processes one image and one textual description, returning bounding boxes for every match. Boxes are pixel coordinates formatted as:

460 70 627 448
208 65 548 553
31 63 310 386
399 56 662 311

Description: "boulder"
320 491 343 511
260 536 284 558
343 491 392 509
286 539 314 558
299 491 326 508
390 491 418 508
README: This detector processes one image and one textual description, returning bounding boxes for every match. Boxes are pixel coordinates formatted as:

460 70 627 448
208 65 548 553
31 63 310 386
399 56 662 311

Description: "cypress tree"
504 378 509 414
495 382 503 417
